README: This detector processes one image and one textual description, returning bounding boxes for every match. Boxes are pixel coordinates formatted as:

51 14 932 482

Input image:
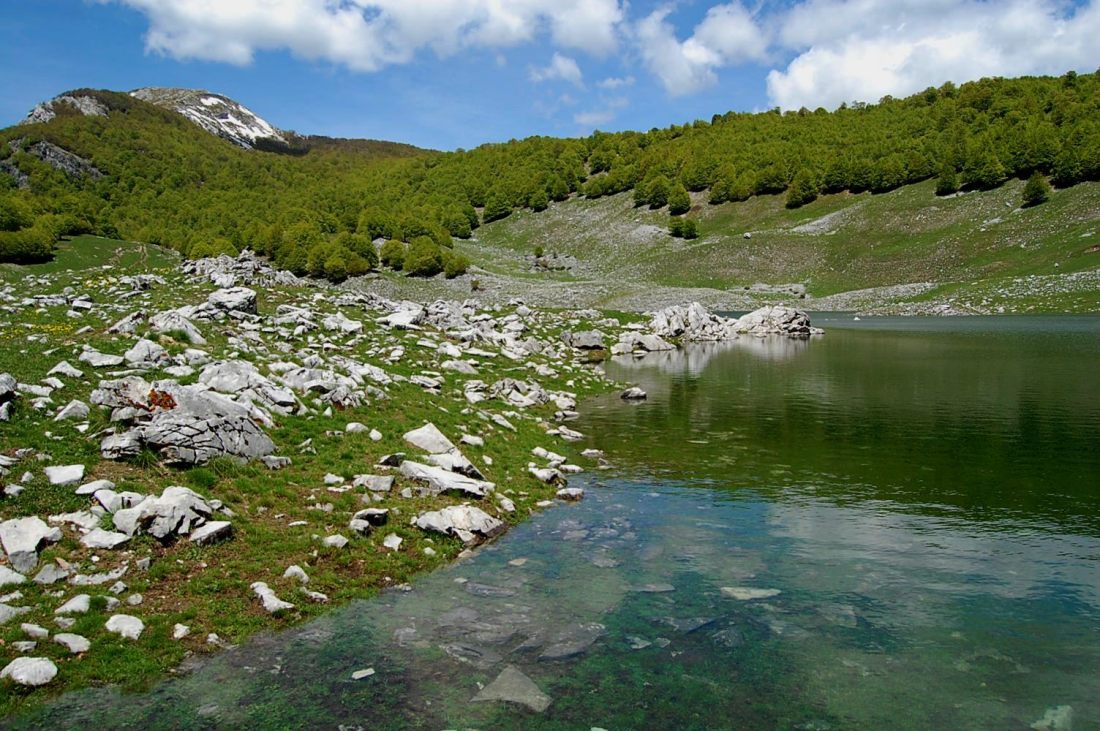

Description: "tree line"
2 71 1098 277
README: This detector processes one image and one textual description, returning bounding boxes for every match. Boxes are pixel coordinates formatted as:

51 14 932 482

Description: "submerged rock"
471 665 552 713
720 586 781 601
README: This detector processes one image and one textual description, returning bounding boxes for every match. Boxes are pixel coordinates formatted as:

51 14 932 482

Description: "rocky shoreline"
0 247 814 710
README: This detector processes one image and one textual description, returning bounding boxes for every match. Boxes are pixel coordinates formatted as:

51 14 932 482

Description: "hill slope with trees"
2 72 1099 289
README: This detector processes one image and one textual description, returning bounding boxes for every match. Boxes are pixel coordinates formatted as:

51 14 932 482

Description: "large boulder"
207 287 257 314
1 657 57 686
96 380 276 465
403 423 483 479
414 504 505 544
149 310 206 345
560 330 605 350
730 306 814 338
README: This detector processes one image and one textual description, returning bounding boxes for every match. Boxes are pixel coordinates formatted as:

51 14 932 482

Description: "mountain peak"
129 87 286 150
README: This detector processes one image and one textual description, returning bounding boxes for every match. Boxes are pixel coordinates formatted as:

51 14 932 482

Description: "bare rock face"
414 505 505 544
24 93 109 124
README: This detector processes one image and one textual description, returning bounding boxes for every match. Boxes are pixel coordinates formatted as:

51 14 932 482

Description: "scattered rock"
53 632 90 654
105 614 144 639
251 581 294 613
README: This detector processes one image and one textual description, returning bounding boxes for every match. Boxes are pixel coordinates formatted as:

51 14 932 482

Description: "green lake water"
12 315 1100 730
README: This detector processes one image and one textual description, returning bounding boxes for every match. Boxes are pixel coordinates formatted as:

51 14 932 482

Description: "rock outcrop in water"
649 303 820 341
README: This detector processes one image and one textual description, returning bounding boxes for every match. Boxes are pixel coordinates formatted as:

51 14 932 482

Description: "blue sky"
2 1 1098 150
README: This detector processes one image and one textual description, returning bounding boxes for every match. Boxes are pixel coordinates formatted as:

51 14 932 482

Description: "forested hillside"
2 72 1099 282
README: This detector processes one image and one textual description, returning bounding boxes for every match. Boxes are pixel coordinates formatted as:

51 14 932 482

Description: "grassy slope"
469 179 1100 311
0 237 628 717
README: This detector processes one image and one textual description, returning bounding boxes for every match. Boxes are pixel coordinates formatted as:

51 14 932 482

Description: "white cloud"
598 75 635 89
574 109 615 126
635 3 768 96
102 0 625 71
530 53 584 86
768 0 1100 109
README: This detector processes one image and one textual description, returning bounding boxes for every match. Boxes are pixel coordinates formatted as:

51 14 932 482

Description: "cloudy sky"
2 0 1098 149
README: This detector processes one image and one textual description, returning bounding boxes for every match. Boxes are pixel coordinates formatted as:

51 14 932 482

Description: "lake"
14 315 1100 730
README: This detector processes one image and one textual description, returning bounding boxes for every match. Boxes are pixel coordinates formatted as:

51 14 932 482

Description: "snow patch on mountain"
130 87 287 150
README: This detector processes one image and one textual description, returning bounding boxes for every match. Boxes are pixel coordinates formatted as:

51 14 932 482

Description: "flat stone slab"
80 528 131 550
44 464 85 486
54 632 91 654
471 665 551 713
189 520 233 545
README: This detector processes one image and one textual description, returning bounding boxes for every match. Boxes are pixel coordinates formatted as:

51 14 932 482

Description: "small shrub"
1022 171 1052 207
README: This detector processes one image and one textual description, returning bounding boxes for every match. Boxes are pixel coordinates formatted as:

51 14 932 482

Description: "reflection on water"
15 317 1100 730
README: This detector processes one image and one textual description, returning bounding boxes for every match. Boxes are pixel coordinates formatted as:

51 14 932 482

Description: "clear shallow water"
13 316 1100 730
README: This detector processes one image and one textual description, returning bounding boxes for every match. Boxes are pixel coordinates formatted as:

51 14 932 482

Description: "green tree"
443 249 470 278
529 188 549 212
0 195 33 232
935 164 960 196
645 175 671 209
482 192 511 223
379 239 406 270
669 216 685 238
681 219 699 239
667 183 691 215
403 236 444 277
786 169 820 208
1021 171 1052 207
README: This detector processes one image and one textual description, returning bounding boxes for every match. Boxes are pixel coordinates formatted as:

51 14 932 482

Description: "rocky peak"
129 87 286 150
24 93 110 124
